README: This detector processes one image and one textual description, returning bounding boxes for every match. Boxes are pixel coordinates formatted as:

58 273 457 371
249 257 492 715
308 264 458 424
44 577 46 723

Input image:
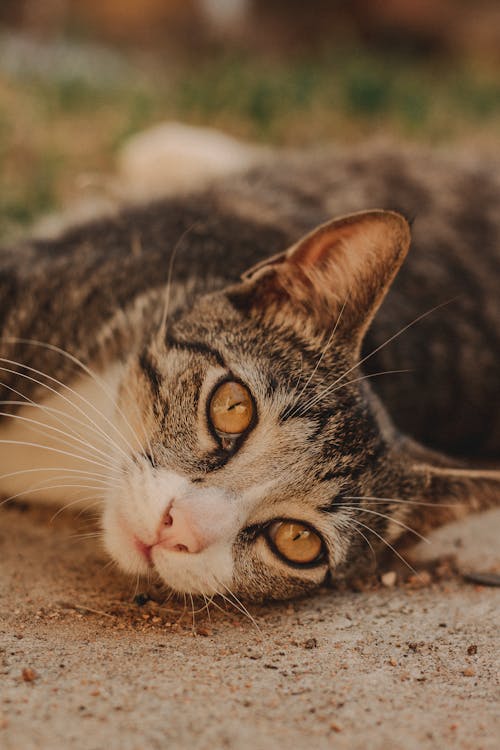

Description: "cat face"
104 211 416 600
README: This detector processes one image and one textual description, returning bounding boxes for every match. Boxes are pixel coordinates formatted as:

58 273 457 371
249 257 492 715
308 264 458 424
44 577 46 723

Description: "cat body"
0 137 499 599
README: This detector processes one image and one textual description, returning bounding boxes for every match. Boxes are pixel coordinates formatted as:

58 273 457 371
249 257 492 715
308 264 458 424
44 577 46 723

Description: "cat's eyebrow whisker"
1 339 148 466
340 505 430 544
158 223 198 335
299 369 411 416
286 297 348 419
299 298 455 415
342 495 461 508
0 359 136 465
349 517 421 579
281 352 305 420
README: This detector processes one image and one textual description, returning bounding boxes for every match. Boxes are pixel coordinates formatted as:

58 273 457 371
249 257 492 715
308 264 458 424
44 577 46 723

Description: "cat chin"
152 542 234 597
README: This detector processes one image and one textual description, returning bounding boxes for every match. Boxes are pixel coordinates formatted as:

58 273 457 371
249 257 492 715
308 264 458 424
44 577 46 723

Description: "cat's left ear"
237 210 411 344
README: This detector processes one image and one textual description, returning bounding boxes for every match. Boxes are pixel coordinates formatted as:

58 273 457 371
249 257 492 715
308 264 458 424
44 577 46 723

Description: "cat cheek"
102 504 151 575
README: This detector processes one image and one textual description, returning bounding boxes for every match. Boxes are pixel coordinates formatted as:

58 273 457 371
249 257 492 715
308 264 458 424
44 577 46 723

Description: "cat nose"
155 505 206 554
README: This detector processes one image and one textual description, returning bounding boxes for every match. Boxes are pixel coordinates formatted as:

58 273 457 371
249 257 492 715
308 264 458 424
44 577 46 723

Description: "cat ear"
237 210 411 343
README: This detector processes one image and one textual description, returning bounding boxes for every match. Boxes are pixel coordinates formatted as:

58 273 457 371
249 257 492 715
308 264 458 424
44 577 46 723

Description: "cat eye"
267 521 324 566
208 380 255 447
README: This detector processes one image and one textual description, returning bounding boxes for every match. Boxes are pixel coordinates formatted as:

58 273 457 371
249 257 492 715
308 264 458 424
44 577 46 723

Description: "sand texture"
1 502 499 750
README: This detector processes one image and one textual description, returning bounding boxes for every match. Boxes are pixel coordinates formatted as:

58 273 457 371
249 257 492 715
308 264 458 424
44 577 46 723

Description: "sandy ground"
1 502 499 750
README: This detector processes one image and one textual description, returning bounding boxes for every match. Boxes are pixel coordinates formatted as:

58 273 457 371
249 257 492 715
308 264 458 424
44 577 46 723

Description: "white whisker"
349 517 420 578
0 480 107 509
0 359 135 464
297 298 455 414
217 580 261 633
342 495 461 508
1 339 148 463
299 369 410 415
0 409 124 468
0 465 114 485
341 505 430 544
0 439 117 473
287 297 348 418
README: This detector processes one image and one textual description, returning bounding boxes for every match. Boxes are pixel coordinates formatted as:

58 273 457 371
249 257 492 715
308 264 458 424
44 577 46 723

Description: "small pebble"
467 644 478 656
381 571 397 588
196 627 212 637
304 638 317 649
462 667 476 677
22 668 38 682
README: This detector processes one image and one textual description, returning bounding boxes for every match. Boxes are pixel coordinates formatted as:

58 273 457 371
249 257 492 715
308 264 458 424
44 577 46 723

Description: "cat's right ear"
233 210 411 346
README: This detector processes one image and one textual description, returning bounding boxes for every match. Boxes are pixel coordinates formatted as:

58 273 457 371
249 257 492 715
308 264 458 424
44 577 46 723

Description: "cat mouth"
134 537 154 565
134 536 191 565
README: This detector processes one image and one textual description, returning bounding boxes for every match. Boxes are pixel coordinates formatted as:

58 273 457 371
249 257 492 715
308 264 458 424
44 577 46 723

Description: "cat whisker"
1 339 148 465
280 352 305 420
0 396 116 454
132 571 142 600
342 495 462 508
217 580 261 633
340 505 430 544
298 298 455 414
188 592 197 632
53 497 104 521
0 439 120 474
0 466 114 487
341 519 377 565
65 531 103 542
74 501 103 520
158 223 198 335
287 297 348 419
0 480 106 509
0 359 136 465
299 369 411 416
0 409 125 469
49 493 106 522
348 517 420 579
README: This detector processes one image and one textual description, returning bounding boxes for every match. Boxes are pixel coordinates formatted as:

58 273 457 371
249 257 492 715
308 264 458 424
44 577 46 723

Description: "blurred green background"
1 0 499 241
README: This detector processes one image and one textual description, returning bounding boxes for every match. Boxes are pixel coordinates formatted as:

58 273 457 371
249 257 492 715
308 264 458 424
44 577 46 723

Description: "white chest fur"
0 364 126 509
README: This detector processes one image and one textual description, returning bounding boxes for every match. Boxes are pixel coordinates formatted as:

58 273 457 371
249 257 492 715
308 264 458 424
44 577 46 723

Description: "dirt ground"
1 501 499 750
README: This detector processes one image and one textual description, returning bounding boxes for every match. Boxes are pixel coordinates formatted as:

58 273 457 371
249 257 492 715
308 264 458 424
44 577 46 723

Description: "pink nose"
155 506 205 554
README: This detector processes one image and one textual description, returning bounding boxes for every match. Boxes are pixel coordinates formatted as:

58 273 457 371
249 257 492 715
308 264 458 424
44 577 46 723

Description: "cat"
0 131 499 601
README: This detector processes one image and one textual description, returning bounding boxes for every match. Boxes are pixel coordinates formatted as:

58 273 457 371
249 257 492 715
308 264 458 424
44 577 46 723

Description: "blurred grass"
1 45 500 241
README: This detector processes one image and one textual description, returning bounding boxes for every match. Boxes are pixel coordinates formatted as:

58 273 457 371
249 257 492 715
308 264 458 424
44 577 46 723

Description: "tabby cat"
0 134 499 601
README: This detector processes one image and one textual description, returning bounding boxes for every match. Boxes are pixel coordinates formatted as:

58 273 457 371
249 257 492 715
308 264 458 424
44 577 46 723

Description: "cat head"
103 210 496 601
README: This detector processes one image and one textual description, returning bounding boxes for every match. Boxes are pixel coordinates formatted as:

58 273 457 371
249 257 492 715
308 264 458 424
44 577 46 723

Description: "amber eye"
209 380 254 438
268 521 323 565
